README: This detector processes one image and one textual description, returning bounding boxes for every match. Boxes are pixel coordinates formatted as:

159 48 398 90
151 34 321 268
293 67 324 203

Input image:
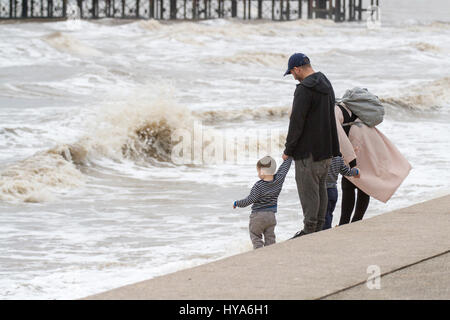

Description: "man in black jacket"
282 53 340 237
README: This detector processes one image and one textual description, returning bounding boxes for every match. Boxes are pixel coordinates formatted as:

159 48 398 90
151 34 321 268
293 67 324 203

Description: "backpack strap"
338 103 357 136
337 103 358 168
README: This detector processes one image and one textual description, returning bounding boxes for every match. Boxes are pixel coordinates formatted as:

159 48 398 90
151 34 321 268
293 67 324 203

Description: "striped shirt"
236 158 293 212
326 156 359 188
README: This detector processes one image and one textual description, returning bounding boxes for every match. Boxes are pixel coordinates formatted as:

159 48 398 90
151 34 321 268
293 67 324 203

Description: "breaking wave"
409 41 442 53
77 87 196 163
0 86 194 203
205 51 289 67
195 105 290 122
138 19 164 31
42 32 102 56
403 20 450 32
0 149 84 203
67 93 288 165
138 17 334 39
0 85 289 203
6 75 446 203
381 77 450 111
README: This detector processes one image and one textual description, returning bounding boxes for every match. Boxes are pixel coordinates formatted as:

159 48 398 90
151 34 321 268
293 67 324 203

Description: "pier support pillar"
316 0 326 18
93 0 99 17
298 0 302 19
257 0 262 18
334 0 341 22
62 0 67 17
231 0 236 17
357 0 362 20
170 0 176 19
286 0 290 20
21 0 28 17
307 0 312 19
48 0 53 17
149 0 154 18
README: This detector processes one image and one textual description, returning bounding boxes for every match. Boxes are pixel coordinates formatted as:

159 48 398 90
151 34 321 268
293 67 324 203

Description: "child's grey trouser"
249 211 277 249
295 154 332 234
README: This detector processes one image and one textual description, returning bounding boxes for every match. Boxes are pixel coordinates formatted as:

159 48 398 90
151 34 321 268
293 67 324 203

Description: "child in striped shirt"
323 156 360 230
233 155 293 249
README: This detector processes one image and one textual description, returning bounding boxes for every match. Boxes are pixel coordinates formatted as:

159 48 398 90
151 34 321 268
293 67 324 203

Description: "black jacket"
284 72 340 161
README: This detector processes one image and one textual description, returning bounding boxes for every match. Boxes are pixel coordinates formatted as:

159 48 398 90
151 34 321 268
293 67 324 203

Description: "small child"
323 156 360 230
233 155 292 249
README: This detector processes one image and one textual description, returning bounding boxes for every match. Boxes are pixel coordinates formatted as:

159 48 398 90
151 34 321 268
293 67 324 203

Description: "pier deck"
0 0 380 22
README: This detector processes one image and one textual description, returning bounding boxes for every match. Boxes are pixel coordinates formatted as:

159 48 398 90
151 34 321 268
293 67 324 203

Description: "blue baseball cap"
283 53 310 76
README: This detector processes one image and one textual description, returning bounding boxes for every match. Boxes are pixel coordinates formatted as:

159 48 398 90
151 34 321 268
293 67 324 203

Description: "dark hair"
300 61 312 69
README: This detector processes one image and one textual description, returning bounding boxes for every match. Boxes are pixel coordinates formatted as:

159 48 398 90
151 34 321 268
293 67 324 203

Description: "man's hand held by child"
282 153 289 161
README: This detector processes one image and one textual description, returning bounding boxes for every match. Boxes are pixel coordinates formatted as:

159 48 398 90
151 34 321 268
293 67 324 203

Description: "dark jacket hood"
299 72 331 94
285 71 340 161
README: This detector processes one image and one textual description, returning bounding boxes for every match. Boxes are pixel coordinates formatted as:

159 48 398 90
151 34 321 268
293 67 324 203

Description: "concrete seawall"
84 195 450 300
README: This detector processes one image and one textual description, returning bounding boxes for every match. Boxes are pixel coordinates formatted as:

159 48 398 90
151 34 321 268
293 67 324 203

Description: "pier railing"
0 0 379 21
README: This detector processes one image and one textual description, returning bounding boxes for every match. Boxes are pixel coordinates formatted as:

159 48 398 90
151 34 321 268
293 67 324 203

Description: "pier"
0 0 380 22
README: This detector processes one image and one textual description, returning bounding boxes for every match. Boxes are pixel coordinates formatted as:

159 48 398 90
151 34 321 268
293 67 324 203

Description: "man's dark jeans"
323 187 338 230
295 154 332 234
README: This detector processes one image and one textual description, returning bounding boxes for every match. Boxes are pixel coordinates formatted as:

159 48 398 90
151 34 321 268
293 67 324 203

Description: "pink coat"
335 105 412 203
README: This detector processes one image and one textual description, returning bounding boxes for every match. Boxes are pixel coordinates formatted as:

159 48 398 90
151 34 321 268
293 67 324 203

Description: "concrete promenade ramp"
84 195 450 300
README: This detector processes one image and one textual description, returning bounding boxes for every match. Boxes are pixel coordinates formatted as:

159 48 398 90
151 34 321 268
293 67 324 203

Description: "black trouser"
339 177 370 225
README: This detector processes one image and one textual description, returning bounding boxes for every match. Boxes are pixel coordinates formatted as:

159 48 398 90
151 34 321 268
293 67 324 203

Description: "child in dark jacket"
323 156 360 230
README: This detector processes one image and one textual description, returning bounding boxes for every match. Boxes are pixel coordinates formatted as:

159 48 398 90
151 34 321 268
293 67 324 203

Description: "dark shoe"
290 230 306 239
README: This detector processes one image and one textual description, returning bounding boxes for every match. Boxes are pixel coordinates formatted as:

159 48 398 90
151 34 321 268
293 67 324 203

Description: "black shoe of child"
290 230 306 239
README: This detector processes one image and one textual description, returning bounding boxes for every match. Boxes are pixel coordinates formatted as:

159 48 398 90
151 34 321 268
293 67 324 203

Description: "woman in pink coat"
335 103 412 224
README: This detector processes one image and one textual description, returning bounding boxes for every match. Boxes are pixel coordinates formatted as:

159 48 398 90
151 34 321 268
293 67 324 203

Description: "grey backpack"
337 87 385 127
